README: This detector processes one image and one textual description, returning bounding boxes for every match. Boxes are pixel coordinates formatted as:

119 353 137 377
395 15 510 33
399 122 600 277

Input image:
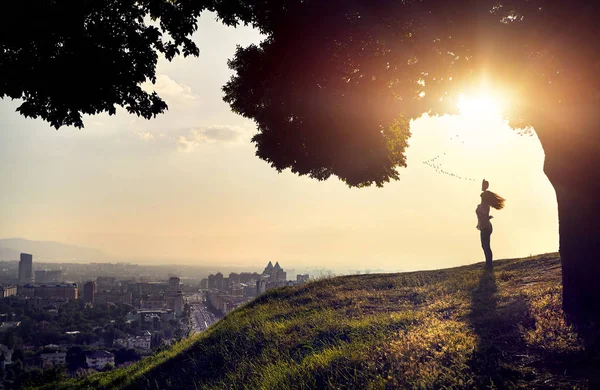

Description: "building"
297 274 310 283
206 291 249 315
139 298 166 310
127 282 168 295
168 276 180 291
95 291 132 305
96 276 116 289
18 253 33 283
83 281 96 303
243 283 257 298
214 272 223 290
272 262 287 282
262 261 287 283
200 278 208 289
25 297 68 311
239 272 262 283
264 261 274 275
18 283 78 300
40 351 66 368
229 272 240 285
0 285 17 298
0 344 13 368
85 350 115 370
34 270 63 283
256 280 267 296
166 292 184 316
127 331 151 350
230 284 244 297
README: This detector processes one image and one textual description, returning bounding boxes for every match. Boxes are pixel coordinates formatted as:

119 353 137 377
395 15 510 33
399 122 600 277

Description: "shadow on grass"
568 317 600 387
468 268 532 388
469 266 600 388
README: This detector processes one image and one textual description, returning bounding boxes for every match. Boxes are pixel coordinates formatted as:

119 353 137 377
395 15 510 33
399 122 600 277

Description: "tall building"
262 261 287 282
273 262 287 282
214 272 223 290
229 273 240 285
200 278 208 289
166 292 185 316
168 276 180 292
264 261 274 275
83 281 96 303
18 253 33 284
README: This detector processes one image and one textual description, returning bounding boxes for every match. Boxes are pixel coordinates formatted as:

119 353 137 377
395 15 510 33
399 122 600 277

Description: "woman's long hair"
481 190 505 210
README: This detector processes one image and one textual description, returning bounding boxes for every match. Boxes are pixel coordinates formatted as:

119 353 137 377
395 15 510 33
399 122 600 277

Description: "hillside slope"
50 254 599 389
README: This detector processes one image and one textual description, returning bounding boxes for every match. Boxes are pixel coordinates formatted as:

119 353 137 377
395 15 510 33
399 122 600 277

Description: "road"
187 293 219 333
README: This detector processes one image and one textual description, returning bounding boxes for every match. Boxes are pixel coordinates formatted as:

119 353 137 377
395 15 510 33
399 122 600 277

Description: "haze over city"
0 13 558 273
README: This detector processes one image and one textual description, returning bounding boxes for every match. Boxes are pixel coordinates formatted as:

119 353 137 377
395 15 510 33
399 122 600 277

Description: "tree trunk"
539 117 600 321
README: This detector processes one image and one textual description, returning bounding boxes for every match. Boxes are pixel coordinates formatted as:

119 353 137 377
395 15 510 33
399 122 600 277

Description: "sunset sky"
0 13 559 273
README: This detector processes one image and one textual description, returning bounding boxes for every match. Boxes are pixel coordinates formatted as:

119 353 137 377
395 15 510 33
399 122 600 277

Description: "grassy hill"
44 254 600 389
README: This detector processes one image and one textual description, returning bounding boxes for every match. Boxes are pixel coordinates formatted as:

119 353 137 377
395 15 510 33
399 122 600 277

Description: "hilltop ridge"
43 253 599 389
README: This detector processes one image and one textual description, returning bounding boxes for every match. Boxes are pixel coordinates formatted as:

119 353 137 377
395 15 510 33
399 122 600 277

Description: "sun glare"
457 93 503 119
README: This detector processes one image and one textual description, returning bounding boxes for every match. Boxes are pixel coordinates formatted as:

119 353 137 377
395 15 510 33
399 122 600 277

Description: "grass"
40 253 600 389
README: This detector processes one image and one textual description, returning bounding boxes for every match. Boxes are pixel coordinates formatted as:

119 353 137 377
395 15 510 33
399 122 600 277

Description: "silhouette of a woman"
476 179 505 268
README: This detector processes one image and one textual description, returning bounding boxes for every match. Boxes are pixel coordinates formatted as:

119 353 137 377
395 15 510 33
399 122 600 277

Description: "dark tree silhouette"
0 0 210 128
2 1 600 319
218 0 600 320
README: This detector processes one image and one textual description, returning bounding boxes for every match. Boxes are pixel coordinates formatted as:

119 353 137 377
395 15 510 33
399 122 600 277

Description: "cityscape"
0 252 309 387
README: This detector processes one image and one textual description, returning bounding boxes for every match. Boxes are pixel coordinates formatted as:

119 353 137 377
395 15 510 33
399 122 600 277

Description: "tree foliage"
219 0 600 186
3 1 600 187
0 0 209 128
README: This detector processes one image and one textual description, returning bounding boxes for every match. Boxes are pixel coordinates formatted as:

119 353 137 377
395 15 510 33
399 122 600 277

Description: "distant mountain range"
0 238 111 262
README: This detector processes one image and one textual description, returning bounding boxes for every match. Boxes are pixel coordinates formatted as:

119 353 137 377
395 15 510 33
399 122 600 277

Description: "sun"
457 93 503 119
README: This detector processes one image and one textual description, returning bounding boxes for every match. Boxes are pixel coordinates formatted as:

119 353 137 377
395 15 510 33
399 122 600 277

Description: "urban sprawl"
0 253 309 386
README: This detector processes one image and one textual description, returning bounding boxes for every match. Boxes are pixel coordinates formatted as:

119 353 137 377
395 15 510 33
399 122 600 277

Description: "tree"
0 0 211 128
66 346 86 372
217 0 600 321
3 1 600 319
102 329 116 348
102 362 115 371
114 348 141 365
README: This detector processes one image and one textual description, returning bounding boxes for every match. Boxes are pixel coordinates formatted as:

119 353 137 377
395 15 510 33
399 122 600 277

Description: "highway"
187 293 219 332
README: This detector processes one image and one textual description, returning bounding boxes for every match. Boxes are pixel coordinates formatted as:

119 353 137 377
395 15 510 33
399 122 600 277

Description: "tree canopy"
220 0 600 186
0 0 209 128
2 1 600 186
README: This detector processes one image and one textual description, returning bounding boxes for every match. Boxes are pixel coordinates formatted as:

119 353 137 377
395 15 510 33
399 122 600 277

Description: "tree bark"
539 114 600 321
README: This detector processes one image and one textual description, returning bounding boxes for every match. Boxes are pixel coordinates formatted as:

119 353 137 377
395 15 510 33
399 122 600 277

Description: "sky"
0 13 559 273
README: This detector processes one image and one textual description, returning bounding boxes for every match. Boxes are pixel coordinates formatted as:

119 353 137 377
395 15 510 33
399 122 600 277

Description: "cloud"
138 132 155 141
142 74 199 105
129 126 247 152
201 127 242 142
175 126 244 152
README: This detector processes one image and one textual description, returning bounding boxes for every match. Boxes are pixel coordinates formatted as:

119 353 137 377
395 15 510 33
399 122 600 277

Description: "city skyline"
0 12 559 274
